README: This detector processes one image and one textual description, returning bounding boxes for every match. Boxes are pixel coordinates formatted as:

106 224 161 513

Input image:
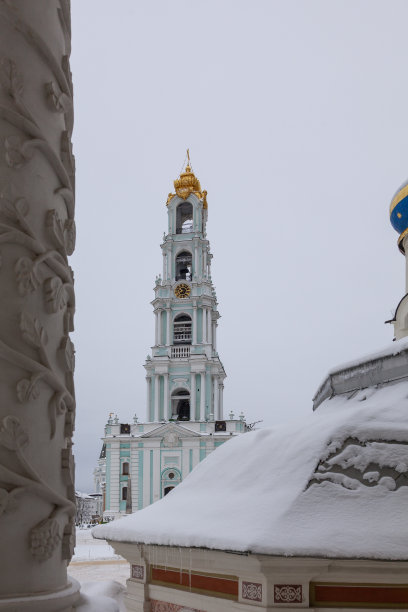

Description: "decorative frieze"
274 584 303 604
242 580 262 602
131 564 145 580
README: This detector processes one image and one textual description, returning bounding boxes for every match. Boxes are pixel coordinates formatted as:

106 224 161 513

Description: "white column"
214 377 219 420
163 374 169 419
162 253 166 280
208 312 212 346
167 248 171 280
195 244 199 279
202 308 207 343
157 310 162 345
146 376 151 421
213 322 217 351
200 372 206 421
155 311 158 345
219 383 224 420
203 249 207 277
192 306 197 344
154 375 160 422
166 309 171 345
190 373 196 421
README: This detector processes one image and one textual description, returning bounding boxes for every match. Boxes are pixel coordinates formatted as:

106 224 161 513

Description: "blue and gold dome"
390 179 408 253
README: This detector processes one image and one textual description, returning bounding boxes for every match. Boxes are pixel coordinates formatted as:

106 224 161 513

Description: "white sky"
71 0 408 491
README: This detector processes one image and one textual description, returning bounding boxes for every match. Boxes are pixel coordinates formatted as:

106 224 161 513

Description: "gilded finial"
165 151 208 208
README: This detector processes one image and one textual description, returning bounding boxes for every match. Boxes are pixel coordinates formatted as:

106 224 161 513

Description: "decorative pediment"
141 422 202 444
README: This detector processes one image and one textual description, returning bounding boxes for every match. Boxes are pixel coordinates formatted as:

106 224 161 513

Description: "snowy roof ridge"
313 336 408 410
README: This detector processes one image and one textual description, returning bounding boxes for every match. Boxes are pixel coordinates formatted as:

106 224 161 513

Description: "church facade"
97 157 247 519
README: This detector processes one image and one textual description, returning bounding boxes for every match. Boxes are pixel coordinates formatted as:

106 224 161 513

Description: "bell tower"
99 153 247 517
144 152 226 422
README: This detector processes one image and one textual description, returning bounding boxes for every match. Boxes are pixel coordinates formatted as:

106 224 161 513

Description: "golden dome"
166 152 208 208
174 165 201 199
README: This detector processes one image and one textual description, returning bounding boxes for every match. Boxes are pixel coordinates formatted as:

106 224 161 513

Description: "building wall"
102 418 246 519
111 542 408 612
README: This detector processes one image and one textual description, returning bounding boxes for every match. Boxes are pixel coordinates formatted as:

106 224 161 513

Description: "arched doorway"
161 468 181 498
171 388 190 420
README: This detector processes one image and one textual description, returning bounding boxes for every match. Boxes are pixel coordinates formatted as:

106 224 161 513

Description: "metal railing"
171 346 190 358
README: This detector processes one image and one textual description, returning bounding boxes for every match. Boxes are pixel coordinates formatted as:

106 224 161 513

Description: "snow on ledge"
328 336 408 377
93 381 408 561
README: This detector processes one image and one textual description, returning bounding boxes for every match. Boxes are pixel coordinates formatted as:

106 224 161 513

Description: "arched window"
171 388 190 420
161 468 181 498
122 462 129 475
122 487 127 501
175 251 192 281
176 202 193 234
173 314 192 344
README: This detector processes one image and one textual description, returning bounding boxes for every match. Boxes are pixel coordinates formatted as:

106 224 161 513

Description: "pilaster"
200 372 206 421
191 373 196 420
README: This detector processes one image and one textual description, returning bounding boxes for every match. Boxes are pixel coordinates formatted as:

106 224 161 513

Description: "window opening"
176 202 193 234
173 314 192 344
175 251 192 281
171 389 190 421
122 487 128 501
164 486 174 496
122 462 129 475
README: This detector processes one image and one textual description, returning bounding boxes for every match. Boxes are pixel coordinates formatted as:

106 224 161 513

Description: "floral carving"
20 312 48 348
62 517 75 561
44 276 68 312
0 416 29 450
0 195 29 221
0 416 75 561
30 518 61 562
15 257 40 295
45 81 72 114
16 376 41 403
0 487 20 516
46 209 76 256
0 58 24 101
4 135 32 168
59 336 75 372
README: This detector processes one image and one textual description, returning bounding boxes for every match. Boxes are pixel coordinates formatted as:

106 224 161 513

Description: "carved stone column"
0 1 79 609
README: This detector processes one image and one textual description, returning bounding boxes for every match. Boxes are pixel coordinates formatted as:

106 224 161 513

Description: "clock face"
174 283 191 299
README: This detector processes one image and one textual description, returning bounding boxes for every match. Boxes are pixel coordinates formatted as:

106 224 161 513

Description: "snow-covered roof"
313 337 408 409
327 336 408 375
93 381 408 560
75 491 95 499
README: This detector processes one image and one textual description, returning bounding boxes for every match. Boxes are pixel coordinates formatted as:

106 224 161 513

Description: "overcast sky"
71 0 408 491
